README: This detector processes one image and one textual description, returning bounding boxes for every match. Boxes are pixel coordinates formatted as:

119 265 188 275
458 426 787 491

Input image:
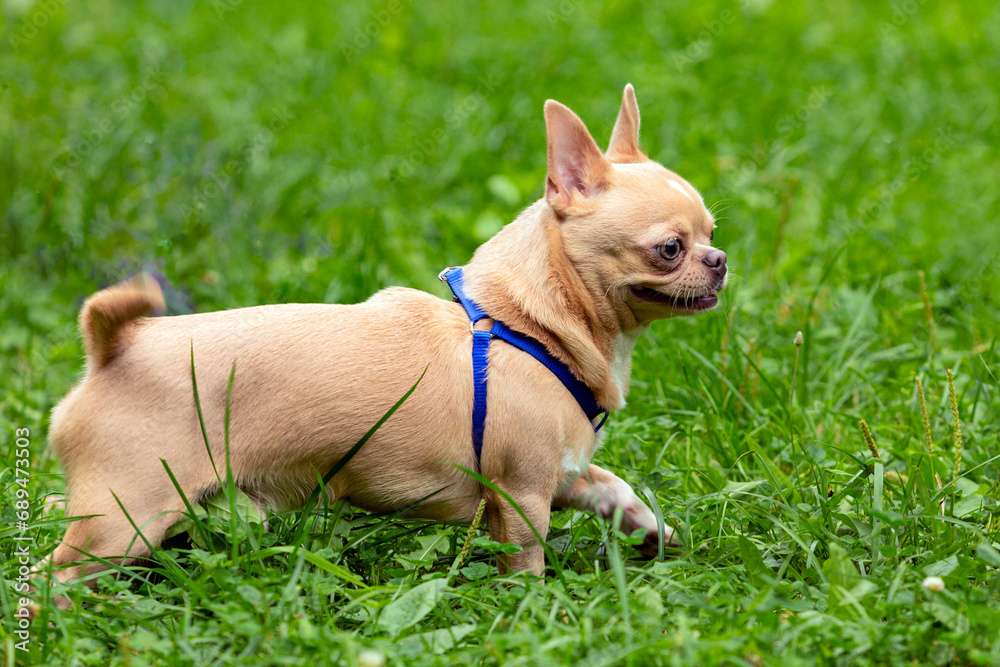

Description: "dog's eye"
658 241 682 261
710 230 715 243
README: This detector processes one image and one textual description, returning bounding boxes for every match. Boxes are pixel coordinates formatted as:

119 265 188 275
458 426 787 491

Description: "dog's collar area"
440 266 608 468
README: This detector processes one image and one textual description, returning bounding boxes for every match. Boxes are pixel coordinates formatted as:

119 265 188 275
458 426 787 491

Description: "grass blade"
160 458 214 549
190 342 221 483
288 365 428 542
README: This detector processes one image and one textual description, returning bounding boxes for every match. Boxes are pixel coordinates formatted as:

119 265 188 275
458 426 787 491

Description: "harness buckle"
438 266 458 282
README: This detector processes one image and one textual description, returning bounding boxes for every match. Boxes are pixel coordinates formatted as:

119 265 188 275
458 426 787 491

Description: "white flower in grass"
357 649 386 667
922 576 945 592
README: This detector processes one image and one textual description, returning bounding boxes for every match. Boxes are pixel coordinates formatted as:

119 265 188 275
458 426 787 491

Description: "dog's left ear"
607 84 646 163
544 100 612 217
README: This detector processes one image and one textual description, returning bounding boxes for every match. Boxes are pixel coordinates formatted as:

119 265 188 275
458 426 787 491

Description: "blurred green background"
3 1 997 328
2 1 999 664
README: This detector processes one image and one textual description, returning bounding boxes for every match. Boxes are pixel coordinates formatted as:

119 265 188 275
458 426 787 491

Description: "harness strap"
470 328 490 456
489 320 605 424
440 266 608 469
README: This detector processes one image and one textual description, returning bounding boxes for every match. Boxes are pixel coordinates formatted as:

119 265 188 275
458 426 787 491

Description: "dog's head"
545 85 727 329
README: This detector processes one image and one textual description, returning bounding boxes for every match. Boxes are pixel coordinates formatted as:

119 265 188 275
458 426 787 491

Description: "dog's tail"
80 273 165 368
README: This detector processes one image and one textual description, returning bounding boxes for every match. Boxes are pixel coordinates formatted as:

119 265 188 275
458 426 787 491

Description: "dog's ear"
544 100 612 216
607 84 646 163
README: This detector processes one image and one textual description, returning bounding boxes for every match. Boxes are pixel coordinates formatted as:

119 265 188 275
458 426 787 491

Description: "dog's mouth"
629 286 719 311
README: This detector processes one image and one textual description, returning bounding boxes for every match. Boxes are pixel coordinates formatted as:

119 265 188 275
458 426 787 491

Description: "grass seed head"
946 369 963 474
859 419 880 460
915 376 934 452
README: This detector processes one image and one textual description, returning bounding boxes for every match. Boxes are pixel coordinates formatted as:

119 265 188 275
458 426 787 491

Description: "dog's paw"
632 524 680 559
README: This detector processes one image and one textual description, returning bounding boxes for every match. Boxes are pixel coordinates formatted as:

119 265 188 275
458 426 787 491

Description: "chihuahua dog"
41 85 725 606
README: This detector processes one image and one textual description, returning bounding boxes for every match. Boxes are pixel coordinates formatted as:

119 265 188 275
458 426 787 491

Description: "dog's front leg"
553 464 672 557
485 483 551 576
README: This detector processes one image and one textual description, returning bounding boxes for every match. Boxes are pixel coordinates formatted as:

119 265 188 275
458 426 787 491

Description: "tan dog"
41 84 725 605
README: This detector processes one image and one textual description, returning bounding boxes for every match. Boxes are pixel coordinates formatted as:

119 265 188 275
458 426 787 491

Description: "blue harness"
440 266 608 468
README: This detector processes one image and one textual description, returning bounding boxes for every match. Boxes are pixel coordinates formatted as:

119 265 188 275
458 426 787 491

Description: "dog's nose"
703 249 727 278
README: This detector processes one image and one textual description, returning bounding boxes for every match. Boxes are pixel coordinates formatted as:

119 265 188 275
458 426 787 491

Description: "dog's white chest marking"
557 332 639 491
561 447 586 478
610 329 641 407
557 428 606 493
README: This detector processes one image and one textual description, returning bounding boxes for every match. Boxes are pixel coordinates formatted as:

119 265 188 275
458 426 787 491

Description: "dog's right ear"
607 84 646 163
544 100 612 217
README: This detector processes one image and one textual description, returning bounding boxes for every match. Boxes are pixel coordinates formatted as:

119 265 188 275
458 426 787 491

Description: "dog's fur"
41 85 726 605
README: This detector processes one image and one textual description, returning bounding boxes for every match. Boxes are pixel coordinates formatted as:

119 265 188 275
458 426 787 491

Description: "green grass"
2 0 1000 664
